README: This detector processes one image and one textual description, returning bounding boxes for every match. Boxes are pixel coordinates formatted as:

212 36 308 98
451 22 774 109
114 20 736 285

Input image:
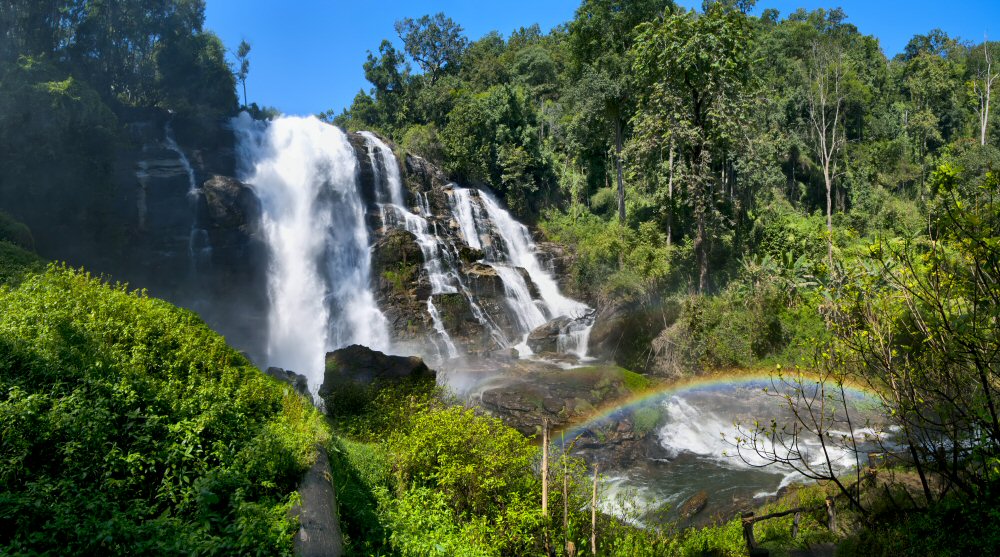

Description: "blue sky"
205 1 1000 117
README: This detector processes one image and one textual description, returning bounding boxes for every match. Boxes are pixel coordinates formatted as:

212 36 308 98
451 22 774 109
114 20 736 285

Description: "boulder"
527 310 597 354
526 316 574 354
321 344 433 388
678 491 709 521
319 345 435 416
200 175 260 233
265 367 310 398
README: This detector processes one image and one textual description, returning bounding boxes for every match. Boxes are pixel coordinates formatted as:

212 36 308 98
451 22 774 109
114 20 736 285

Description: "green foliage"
540 209 672 303
442 85 550 216
0 212 33 251
155 30 238 123
389 406 538 518
0 241 43 287
632 406 663 436
325 377 440 441
0 265 328 555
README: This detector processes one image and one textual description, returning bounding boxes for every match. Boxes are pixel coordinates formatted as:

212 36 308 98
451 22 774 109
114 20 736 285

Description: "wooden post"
791 512 800 540
825 497 836 532
542 419 549 518
741 512 757 551
591 464 598 556
563 461 569 533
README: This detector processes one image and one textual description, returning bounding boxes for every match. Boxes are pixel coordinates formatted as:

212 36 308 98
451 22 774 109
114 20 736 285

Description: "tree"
361 39 409 128
830 153 1000 501
971 39 1000 146
802 40 849 267
394 13 467 83
569 0 675 225
234 39 250 107
630 2 755 292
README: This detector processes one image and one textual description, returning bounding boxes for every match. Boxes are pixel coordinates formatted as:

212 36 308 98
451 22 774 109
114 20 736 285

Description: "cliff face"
14 109 269 361
19 114 604 368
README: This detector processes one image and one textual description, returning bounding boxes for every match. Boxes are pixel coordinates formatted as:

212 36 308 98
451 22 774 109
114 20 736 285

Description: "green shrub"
632 406 663 436
389 406 539 517
0 265 328 555
0 212 33 250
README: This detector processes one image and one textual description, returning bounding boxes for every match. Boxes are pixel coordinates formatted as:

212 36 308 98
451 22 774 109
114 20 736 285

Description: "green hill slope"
0 240 328 554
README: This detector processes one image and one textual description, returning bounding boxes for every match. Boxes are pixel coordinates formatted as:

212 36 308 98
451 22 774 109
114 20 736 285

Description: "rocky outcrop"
265 367 310 398
321 344 433 389
526 316 574 354
589 301 677 372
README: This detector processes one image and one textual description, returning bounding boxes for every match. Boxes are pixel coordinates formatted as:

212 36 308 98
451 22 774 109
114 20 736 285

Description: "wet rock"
678 491 709 520
321 344 433 387
265 367 310 398
526 316 574 353
477 363 638 437
201 175 260 233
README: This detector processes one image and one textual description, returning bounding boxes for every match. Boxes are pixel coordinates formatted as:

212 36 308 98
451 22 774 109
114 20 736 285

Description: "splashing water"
448 186 595 358
232 113 390 389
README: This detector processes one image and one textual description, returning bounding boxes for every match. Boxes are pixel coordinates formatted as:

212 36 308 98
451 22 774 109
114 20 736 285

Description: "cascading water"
232 113 390 389
163 122 212 276
448 186 595 358
361 133 463 360
361 133 525 359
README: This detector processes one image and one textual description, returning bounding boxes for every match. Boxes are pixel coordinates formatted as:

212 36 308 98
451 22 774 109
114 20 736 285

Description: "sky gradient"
205 1 1000 117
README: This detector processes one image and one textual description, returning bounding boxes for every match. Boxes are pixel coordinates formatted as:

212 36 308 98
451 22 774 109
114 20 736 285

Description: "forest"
1 0 1000 555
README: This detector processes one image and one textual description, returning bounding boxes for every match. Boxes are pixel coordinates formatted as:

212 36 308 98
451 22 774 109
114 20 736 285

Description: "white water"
163 123 212 274
448 186 594 358
232 113 390 389
656 388 880 496
360 133 467 359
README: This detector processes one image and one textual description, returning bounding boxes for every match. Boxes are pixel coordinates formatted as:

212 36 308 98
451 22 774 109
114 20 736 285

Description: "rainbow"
556 369 881 439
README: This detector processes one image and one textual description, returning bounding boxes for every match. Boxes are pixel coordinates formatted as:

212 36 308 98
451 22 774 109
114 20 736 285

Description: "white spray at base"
232 113 390 390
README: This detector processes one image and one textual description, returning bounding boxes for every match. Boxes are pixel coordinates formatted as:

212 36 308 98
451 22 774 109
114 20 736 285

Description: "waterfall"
448 186 595 358
232 113 390 389
163 122 212 276
360 133 470 360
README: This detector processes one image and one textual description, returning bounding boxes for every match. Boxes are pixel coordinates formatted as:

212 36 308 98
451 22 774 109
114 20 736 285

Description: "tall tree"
971 39 1000 146
569 0 674 224
234 39 250 107
394 13 467 84
631 2 755 292
802 40 849 267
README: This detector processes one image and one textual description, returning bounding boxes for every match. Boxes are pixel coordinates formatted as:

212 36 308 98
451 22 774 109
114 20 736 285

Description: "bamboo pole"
542 419 551 556
591 464 598 555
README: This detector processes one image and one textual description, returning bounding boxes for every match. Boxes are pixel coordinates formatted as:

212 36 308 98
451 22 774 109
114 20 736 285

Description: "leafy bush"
389 406 538 517
539 209 673 303
0 265 328 555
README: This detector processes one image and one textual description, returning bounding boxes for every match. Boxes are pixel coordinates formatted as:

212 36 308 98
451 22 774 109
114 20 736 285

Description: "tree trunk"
591 465 598 555
825 167 833 268
667 141 674 247
614 116 626 225
697 207 707 293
